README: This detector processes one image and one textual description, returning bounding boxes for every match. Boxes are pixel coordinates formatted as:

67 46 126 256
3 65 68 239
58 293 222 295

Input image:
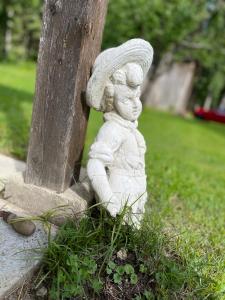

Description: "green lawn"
0 63 225 299
0 62 35 159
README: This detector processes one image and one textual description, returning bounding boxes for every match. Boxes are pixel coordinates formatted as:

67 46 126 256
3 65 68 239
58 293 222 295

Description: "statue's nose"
134 98 140 107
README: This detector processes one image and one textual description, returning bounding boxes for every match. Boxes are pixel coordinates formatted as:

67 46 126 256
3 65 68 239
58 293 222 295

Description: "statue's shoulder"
99 120 124 135
96 120 124 146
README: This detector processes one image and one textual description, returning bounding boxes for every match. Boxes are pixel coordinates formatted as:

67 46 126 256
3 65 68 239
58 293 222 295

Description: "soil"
99 252 156 300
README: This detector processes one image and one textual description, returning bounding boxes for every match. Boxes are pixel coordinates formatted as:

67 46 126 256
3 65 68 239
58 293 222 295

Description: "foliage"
0 0 10 59
174 0 225 105
0 1 225 103
0 0 42 61
106 261 138 285
103 0 206 60
103 0 225 105
11 0 42 60
49 254 101 298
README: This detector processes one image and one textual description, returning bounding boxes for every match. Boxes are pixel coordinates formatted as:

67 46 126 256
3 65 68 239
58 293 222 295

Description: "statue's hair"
103 81 114 112
101 63 143 112
101 68 126 112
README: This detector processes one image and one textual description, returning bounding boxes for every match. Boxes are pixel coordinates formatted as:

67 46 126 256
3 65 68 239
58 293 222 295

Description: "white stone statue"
86 39 153 227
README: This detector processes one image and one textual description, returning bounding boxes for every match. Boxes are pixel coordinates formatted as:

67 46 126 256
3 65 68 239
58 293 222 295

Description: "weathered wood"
25 0 108 192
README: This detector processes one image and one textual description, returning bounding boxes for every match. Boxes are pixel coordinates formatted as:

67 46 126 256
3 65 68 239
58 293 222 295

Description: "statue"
86 39 153 227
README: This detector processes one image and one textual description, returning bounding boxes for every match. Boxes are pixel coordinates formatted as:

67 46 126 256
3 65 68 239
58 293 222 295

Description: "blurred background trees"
0 0 41 61
104 0 225 107
0 0 224 107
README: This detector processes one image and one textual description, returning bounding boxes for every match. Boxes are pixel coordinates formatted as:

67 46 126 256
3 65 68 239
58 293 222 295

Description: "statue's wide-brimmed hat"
86 38 153 111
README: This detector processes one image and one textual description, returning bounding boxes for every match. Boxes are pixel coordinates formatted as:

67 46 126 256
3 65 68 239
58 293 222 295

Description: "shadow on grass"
0 84 33 160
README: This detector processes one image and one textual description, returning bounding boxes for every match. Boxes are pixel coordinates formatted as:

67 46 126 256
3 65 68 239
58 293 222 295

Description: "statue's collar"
103 112 138 129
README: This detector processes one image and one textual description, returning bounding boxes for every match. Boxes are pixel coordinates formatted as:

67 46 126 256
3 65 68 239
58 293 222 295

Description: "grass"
40 207 203 299
0 61 35 159
0 62 225 299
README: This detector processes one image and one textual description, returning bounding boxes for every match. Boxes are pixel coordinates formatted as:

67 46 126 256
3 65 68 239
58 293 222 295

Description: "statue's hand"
104 195 121 218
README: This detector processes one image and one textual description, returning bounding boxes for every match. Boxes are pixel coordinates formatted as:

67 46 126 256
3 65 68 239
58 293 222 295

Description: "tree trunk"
25 0 108 192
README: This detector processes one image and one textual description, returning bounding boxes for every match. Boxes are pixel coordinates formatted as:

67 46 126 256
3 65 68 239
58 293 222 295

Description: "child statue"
86 39 153 227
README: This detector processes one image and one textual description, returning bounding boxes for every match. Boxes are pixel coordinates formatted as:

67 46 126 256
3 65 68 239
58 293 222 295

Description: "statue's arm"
87 122 122 216
87 158 117 212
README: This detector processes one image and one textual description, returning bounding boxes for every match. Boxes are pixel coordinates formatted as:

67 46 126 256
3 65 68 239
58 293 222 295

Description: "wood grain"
25 0 108 192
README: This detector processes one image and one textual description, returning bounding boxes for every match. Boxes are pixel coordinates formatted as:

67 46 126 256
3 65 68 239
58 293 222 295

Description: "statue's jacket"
88 111 147 213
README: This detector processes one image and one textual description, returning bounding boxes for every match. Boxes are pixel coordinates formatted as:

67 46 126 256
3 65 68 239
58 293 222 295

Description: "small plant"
139 263 148 274
49 254 102 298
107 261 138 285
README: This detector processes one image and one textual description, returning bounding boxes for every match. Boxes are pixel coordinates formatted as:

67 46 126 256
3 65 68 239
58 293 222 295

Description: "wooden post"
25 0 108 192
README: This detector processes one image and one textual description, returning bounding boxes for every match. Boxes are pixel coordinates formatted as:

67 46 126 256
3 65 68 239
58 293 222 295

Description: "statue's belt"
108 168 146 177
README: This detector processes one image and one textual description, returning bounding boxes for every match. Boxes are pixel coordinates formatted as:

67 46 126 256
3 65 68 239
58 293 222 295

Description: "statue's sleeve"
88 121 122 166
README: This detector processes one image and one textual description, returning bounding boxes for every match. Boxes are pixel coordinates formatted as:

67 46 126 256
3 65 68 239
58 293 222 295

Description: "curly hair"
102 68 126 112
101 63 143 112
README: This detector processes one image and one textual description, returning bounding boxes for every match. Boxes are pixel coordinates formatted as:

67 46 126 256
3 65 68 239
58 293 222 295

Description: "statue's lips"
132 109 140 116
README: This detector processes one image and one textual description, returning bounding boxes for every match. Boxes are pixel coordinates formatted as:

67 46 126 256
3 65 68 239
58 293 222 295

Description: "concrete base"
4 172 89 225
0 198 56 300
0 154 92 298
0 154 26 182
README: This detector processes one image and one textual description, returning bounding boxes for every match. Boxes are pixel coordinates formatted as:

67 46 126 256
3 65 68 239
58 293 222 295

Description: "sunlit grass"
0 62 225 298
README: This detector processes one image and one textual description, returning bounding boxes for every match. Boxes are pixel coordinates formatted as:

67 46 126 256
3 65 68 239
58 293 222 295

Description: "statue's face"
114 84 142 121
112 63 143 122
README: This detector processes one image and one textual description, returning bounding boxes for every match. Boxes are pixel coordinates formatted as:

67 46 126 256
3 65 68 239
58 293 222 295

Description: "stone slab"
0 155 25 182
0 211 53 299
0 198 30 218
0 155 91 298
0 155 49 299
4 172 89 225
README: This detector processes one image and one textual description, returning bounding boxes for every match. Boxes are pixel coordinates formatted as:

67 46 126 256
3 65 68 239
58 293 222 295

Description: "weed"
107 261 138 285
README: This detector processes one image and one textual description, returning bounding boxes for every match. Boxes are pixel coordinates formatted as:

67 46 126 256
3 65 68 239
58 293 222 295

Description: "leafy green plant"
139 263 148 274
48 248 103 298
107 261 138 285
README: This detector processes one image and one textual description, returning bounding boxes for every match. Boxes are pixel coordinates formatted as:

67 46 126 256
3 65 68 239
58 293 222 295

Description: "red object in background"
194 107 225 124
